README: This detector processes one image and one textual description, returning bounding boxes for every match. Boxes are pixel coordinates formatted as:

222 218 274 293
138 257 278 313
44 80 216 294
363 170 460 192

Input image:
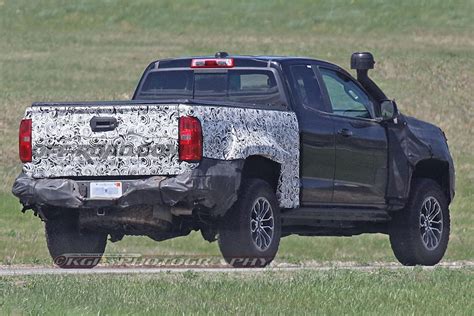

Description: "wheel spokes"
419 196 443 251
250 197 274 251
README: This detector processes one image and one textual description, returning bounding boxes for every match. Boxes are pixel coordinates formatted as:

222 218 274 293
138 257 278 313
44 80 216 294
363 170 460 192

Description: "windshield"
135 69 282 106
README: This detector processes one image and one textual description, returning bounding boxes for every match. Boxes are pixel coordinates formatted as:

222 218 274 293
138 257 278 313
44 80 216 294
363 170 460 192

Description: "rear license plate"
89 182 123 199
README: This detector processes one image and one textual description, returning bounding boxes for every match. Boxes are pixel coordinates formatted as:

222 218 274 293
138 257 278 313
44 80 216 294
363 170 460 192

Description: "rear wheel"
45 214 107 269
218 178 281 268
389 178 450 266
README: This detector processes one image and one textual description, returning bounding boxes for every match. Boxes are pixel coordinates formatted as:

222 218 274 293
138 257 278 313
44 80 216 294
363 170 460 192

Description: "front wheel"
389 178 450 266
218 178 281 268
45 214 107 269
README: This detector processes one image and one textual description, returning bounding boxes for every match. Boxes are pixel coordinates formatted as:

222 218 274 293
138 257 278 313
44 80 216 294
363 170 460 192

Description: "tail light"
191 58 234 68
19 119 32 163
179 116 202 162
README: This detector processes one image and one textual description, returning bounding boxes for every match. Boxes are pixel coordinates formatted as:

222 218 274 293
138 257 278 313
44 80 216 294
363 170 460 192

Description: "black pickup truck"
13 52 454 268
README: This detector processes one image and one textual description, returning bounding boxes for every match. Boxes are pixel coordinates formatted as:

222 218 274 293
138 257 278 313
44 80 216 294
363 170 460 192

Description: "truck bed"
22 99 300 208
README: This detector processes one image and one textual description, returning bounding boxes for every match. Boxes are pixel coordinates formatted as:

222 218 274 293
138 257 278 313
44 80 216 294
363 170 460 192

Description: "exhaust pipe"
351 52 387 102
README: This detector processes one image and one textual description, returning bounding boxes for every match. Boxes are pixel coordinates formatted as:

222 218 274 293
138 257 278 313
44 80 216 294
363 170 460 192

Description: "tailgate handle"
90 116 118 132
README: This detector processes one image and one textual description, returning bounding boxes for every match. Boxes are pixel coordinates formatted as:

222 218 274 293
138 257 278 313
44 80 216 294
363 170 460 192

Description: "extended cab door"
317 67 388 205
284 63 336 204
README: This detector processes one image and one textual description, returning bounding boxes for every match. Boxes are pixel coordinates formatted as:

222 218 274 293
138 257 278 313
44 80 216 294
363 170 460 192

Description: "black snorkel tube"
351 52 387 102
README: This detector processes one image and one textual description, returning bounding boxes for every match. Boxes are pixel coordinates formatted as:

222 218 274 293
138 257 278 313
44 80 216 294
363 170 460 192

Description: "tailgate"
24 103 192 178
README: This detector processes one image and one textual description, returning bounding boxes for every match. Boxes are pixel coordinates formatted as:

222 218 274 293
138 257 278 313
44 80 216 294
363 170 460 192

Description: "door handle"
90 116 118 132
337 128 353 137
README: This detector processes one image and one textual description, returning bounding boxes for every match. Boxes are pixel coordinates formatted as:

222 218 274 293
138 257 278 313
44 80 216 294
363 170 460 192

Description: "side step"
281 207 391 224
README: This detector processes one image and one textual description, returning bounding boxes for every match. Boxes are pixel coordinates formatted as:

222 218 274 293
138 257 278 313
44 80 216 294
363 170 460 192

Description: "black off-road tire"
218 178 281 268
389 178 450 266
45 214 107 269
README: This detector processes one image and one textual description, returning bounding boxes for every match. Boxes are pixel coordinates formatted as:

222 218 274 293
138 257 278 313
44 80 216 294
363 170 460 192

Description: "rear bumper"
12 158 244 217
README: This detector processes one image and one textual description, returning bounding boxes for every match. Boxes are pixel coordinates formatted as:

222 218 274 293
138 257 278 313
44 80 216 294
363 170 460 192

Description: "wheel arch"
411 158 451 203
241 155 281 194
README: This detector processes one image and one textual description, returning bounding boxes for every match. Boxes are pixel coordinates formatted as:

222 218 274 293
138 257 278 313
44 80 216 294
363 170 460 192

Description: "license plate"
89 182 122 199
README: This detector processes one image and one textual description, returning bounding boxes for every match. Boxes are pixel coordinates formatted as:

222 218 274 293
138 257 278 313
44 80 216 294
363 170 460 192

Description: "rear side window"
288 65 325 111
136 69 282 107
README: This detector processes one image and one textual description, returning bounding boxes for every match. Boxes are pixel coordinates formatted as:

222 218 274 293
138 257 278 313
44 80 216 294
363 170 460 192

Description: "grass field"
0 0 473 313
1 269 473 314
0 0 473 266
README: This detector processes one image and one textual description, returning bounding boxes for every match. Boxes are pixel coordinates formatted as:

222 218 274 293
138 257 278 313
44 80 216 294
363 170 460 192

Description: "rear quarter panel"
179 104 300 208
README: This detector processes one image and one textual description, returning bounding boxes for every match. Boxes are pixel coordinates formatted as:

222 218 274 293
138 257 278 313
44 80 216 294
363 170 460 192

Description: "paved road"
1 261 472 276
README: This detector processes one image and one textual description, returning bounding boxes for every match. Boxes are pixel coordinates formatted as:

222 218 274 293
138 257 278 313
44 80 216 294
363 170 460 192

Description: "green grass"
0 269 472 315
0 1 473 314
0 0 473 266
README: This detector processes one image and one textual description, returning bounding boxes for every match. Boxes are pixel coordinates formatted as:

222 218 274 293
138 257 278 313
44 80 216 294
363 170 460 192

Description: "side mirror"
380 100 399 121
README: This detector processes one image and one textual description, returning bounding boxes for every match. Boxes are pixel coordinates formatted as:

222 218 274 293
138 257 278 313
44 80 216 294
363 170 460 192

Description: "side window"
319 68 374 119
289 65 325 111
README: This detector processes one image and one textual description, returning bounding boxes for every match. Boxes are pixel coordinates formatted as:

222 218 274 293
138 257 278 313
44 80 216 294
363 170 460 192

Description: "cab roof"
147 53 344 72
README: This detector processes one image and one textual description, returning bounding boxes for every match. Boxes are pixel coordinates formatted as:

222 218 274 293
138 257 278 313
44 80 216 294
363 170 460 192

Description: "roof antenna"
215 52 229 58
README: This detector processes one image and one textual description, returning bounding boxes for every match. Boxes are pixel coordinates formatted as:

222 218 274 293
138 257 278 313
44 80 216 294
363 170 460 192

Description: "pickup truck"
13 52 455 268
